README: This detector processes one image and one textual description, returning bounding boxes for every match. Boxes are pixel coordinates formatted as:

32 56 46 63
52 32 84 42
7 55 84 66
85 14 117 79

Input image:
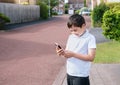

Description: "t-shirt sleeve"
88 35 96 48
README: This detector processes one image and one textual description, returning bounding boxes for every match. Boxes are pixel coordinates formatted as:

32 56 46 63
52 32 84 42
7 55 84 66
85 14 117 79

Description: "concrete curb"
52 65 66 85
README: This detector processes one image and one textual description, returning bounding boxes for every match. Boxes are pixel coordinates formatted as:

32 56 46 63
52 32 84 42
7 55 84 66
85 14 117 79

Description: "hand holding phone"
54 42 62 49
55 42 65 56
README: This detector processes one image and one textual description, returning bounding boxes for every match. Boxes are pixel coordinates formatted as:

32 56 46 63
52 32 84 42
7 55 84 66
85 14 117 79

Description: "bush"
0 13 10 30
92 3 109 27
38 2 49 19
107 2 120 9
75 10 80 14
52 12 58 15
102 5 120 41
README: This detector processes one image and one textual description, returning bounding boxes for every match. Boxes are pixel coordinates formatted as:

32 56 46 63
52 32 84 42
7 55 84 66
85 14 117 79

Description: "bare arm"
64 48 96 61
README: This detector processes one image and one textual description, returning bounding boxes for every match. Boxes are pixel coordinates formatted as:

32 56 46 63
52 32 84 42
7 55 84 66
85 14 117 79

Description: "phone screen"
55 43 62 49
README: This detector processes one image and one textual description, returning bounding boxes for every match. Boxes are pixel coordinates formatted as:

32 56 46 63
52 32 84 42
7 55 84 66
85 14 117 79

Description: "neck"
78 28 86 37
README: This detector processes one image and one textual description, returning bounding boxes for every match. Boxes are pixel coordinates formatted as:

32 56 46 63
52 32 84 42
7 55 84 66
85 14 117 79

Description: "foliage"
37 2 49 19
65 3 69 14
102 5 120 41
107 2 120 9
64 3 69 14
91 3 109 27
0 13 10 22
39 0 59 7
0 13 10 30
52 12 58 15
84 0 86 7
37 0 59 16
100 0 104 3
21 2 29 5
75 10 80 14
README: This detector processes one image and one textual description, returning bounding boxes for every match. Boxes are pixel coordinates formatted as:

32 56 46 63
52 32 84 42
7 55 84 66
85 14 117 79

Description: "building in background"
52 0 65 15
91 0 120 10
68 0 91 14
68 0 83 10
0 0 37 5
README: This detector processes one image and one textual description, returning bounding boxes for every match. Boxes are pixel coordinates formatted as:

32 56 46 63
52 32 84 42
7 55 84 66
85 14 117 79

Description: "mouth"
71 31 79 35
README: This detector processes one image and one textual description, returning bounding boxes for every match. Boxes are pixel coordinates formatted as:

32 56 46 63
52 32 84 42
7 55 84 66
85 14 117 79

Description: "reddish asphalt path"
0 15 91 85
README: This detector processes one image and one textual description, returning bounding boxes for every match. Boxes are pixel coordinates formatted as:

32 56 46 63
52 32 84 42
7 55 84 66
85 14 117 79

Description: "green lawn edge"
94 41 120 63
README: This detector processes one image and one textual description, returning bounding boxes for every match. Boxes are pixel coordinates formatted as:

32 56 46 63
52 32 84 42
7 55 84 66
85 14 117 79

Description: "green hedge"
37 2 49 19
92 2 120 27
91 3 109 27
52 12 58 15
102 5 120 41
75 10 80 14
0 13 10 30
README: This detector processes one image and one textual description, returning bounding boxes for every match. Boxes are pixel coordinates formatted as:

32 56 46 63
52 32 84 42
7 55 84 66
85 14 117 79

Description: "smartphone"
54 42 62 49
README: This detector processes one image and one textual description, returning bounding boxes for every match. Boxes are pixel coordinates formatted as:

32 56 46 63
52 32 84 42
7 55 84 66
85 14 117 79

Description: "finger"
57 49 65 56
56 49 63 53
56 47 61 51
56 49 62 55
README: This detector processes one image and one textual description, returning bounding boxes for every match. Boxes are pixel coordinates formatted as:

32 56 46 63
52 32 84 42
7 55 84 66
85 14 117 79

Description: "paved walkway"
52 64 120 85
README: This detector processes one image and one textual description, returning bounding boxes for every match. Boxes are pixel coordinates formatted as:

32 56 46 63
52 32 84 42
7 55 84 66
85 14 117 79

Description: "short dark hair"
67 14 86 28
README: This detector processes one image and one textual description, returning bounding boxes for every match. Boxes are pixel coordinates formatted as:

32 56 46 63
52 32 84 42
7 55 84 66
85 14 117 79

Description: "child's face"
69 24 86 36
69 26 81 36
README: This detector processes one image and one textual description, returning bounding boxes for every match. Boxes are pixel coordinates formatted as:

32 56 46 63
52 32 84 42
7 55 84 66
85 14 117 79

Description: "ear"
81 23 86 28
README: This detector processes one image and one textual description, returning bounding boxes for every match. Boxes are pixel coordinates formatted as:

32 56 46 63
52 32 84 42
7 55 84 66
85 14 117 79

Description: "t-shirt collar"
72 29 89 38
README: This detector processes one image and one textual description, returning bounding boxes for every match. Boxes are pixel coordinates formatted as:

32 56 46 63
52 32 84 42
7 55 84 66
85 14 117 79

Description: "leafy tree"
91 3 109 27
100 0 104 3
37 1 49 19
39 0 59 7
37 0 59 16
84 0 86 7
65 3 69 14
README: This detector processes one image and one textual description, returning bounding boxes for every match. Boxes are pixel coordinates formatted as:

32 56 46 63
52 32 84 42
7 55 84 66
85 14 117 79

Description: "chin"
71 32 79 36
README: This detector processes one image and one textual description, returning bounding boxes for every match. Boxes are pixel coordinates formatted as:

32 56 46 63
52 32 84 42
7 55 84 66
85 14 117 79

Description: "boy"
56 14 96 85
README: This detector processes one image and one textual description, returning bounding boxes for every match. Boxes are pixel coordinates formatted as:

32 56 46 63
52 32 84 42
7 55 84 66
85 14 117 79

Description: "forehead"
69 26 80 29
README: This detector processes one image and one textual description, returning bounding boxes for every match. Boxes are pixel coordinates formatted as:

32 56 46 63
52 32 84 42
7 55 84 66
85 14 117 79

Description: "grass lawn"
94 41 120 63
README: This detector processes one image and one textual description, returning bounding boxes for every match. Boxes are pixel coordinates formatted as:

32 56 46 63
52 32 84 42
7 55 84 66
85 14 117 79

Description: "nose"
69 27 74 31
69 28 74 32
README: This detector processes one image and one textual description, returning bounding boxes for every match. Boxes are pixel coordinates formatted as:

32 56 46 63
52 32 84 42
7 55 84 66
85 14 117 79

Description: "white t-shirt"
66 30 96 77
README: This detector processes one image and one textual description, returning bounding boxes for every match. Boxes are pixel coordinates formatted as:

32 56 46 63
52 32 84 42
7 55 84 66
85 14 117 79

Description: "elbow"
89 58 94 62
88 56 95 62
